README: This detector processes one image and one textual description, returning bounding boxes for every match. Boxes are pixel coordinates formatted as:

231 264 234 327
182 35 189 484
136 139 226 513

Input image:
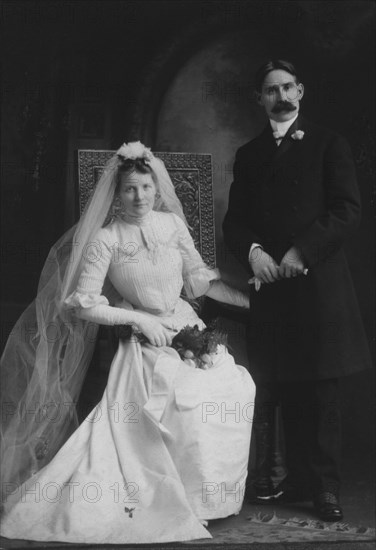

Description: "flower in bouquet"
118 321 228 369
171 323 227 369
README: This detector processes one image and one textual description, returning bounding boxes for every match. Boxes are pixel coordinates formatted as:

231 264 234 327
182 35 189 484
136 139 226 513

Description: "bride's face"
118 171 157 216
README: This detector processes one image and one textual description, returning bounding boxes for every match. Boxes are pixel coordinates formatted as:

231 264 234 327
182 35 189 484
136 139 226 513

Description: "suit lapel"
272 115 302 162
257 124 278 159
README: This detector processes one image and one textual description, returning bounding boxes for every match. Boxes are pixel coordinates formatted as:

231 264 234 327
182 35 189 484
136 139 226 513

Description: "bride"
0 142 255 544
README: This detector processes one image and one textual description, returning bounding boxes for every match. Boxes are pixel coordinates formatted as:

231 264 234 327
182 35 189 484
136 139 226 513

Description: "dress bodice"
66 211 219 316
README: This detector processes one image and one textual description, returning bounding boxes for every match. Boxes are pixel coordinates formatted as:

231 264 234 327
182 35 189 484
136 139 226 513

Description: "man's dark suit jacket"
223 115 372 382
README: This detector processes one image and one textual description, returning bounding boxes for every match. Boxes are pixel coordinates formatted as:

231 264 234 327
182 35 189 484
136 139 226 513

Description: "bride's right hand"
135 316 177 347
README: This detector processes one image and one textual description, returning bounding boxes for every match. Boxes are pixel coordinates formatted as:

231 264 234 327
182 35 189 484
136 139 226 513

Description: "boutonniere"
291 130 305 141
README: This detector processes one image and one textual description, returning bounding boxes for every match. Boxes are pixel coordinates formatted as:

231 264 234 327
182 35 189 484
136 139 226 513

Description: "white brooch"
291 130 305 141
116 141 153 161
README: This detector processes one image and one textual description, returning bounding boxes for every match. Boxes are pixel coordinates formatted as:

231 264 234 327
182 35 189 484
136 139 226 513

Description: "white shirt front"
270 113 298 141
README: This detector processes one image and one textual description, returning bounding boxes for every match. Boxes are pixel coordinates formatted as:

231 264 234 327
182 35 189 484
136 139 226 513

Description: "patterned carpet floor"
1 462 374 549
197 511 376 545
1 513 374 550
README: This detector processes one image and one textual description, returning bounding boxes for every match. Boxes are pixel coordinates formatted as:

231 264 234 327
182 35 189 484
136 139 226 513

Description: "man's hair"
254 60 300 92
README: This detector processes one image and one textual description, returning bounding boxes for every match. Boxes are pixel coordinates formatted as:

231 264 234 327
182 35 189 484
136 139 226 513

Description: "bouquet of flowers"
117 321 227 369
171 322 227 369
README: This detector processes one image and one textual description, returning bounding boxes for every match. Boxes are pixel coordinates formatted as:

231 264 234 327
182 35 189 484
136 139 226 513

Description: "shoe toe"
318 506 343 522
314 492 343 522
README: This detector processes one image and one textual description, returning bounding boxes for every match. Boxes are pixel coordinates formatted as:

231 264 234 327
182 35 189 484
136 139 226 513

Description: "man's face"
258 69 304 122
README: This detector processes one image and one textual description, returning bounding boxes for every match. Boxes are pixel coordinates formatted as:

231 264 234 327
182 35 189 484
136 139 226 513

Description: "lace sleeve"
173 214 220 298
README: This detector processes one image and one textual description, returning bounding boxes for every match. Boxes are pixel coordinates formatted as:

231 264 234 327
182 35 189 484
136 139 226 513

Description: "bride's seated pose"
1 142 255 544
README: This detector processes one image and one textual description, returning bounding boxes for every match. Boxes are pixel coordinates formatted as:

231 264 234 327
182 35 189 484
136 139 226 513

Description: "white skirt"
1 339 255 544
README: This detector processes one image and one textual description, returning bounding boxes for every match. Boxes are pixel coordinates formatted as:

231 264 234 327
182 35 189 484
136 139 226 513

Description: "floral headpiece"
116 141 154 162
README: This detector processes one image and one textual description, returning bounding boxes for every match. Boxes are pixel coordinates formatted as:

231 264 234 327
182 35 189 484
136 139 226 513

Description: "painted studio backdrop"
1 0 374 473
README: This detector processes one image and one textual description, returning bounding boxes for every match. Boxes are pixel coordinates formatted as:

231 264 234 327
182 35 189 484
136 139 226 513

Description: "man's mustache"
272 101 297 113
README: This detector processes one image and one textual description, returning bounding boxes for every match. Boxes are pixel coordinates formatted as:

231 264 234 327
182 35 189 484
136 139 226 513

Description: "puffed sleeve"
173 214 220 298
64 228 142 326
64 228 113 309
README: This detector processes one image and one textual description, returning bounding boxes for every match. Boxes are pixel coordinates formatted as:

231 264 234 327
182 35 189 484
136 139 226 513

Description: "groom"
222 59 372 521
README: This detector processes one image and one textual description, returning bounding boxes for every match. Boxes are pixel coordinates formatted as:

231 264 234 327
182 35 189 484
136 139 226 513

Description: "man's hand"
279 246 305 278
249 247 280 283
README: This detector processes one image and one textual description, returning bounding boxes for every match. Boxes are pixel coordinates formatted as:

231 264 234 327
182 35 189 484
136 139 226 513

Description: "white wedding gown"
1 211 255 544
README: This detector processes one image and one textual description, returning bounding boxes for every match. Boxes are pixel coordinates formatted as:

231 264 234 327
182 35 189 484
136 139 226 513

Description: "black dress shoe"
313 492 343 522
252 480 283 504
273 480 312 503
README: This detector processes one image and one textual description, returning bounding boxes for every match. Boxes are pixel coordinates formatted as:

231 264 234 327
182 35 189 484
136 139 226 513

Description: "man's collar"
270 113 299 135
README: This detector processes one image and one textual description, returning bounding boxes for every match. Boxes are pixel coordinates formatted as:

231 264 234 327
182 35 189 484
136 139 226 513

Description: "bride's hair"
115 158 153 192
117 157 152 176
